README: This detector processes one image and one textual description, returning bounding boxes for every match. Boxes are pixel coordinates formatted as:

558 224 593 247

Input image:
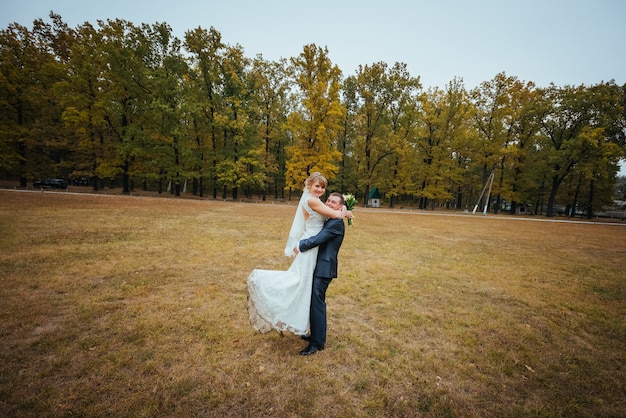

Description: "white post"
483 171 495 214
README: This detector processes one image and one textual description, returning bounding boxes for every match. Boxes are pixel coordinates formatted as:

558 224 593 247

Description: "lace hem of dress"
247 295 308 335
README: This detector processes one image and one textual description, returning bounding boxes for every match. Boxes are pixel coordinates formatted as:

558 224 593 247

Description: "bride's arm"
308 197 346 219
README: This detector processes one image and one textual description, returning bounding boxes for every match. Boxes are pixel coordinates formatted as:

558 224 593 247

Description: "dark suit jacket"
298 218 345 279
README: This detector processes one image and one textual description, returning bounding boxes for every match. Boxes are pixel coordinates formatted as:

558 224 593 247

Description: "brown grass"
1 189 624 417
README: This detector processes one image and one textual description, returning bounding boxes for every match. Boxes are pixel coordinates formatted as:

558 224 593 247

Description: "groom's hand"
293 246 299 254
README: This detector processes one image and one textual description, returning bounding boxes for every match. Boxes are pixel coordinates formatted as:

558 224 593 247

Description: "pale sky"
1 0 624 90
2 0 625 174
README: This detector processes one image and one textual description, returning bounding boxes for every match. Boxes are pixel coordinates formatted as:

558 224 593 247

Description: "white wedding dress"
247 190 325 335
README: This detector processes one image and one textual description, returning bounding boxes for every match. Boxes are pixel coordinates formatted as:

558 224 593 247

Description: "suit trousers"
310 275 333 348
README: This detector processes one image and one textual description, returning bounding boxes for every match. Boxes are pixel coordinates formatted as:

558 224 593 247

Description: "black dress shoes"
299 345 324 355
300 335 310 342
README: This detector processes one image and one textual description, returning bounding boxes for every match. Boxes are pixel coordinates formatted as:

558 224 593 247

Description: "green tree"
470 75 544 214
138 22 190 196
250 56 290 199
0 14 73 185
184 26 225 198
471 73 522 213
379 63 422 209
537 82 625 217
417 78 474 210
349 62 392 205
502 80 543 213
0 22 38 183
61 22 110 190
563 127 623 217
98 19 152 193
342 62 424 209
337 75 360 195
215 44 265 199
347 61 421 206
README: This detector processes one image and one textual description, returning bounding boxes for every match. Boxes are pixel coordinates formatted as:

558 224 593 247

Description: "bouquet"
343 193 357 225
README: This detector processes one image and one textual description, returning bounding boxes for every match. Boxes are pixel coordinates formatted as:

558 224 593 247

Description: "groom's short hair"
329 192 345 206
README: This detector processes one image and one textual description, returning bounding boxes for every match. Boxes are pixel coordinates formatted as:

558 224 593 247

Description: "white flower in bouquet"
342 193 356 225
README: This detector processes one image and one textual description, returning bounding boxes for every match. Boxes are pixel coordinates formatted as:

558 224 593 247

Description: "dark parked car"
33 178 68 189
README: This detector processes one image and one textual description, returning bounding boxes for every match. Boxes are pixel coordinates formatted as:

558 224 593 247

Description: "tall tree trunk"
122 160 130 194
586 179 595 219
571 174 582 218
546 175 561 217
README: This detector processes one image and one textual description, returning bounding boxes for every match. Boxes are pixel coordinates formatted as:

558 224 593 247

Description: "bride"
247 172 347 335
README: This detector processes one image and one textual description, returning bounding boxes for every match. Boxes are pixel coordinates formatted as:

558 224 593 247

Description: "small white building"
368 188 381 208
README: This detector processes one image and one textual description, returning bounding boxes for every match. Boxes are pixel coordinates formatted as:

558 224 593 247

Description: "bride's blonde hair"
304 172 328 189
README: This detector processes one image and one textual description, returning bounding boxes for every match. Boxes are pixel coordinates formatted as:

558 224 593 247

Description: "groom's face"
326 196 342 210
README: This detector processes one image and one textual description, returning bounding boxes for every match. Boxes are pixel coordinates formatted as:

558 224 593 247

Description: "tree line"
1 13 625 217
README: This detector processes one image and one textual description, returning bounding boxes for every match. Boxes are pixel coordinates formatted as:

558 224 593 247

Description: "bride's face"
309 181 326 198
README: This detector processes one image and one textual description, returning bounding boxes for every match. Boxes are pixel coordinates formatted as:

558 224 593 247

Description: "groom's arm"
298 219 343 253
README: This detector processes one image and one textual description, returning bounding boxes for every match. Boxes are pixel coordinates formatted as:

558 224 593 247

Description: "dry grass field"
1 189 625 417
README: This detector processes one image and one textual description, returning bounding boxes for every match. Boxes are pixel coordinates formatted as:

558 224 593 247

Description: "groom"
296 192 346 356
